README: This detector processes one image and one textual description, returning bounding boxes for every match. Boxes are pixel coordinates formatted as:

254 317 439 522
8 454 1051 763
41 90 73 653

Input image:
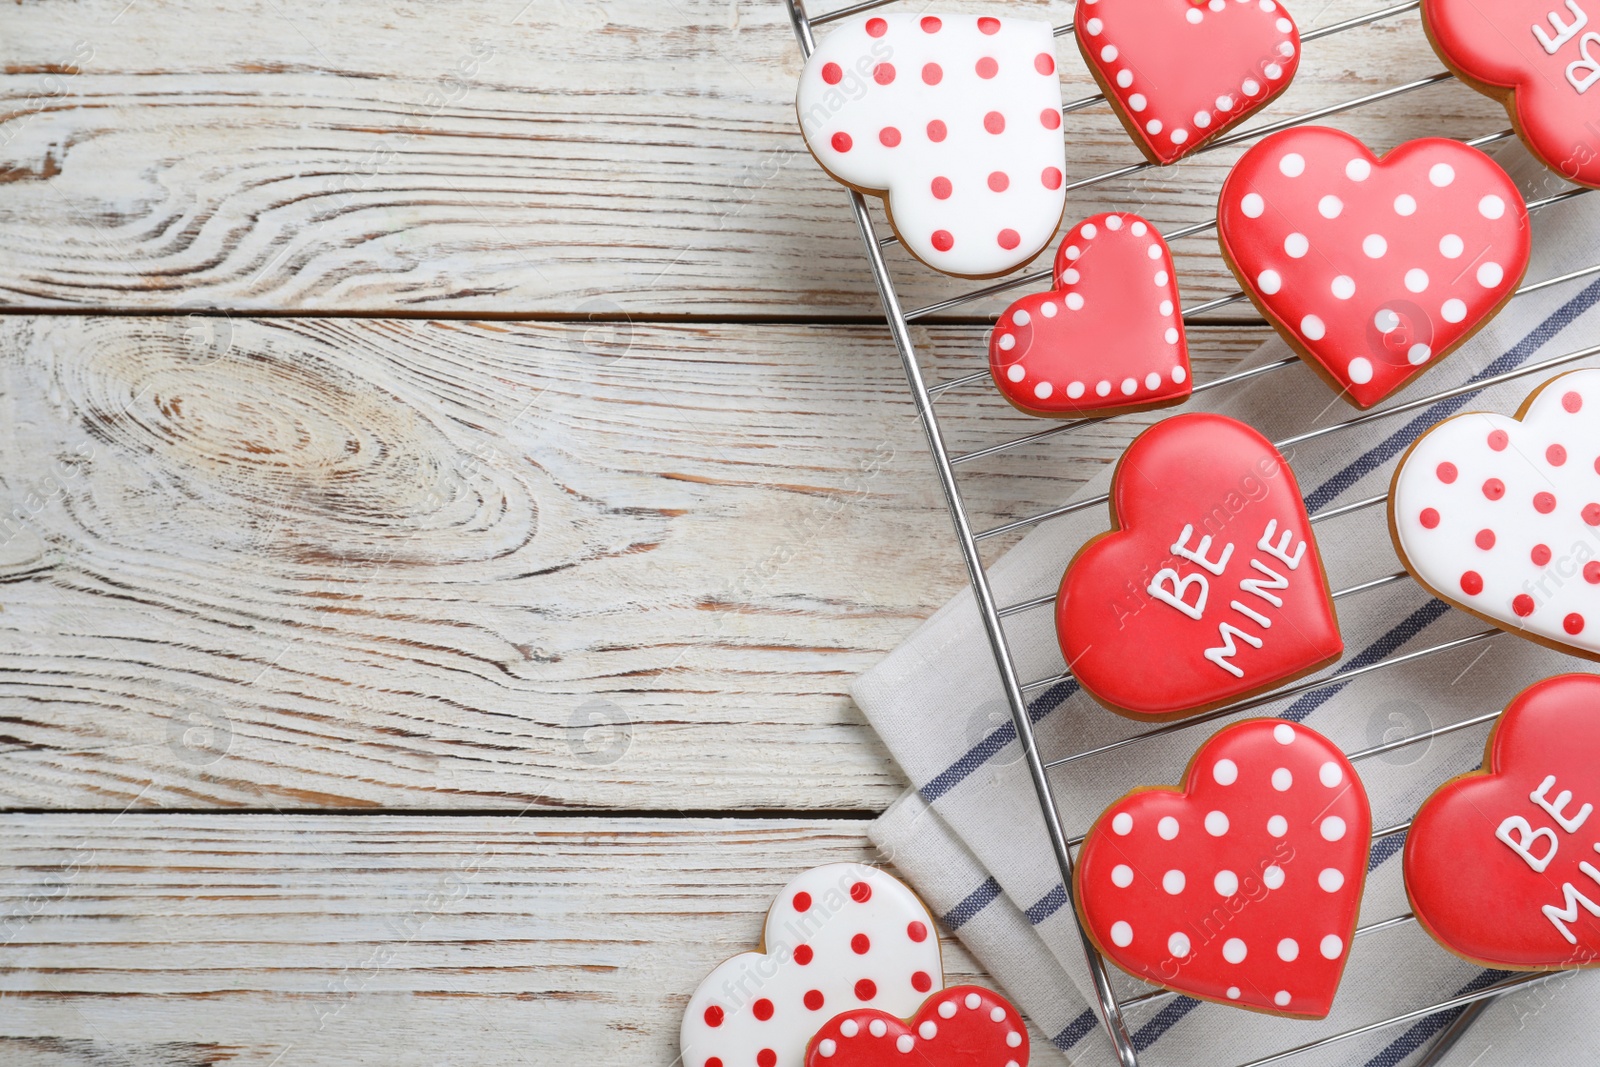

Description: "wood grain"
0 0 1506 316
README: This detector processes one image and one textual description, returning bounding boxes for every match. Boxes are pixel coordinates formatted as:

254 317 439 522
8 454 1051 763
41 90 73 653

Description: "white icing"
1222 937 1248 963
1215 870 1240 896
1497 814 1558 872
1532 774 1593 832
1318 868 1345 892
1214 758 1239 785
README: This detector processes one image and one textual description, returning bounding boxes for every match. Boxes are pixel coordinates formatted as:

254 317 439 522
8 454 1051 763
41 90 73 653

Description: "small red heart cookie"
1076 0 1301 165
1390 369 1600 660
989 213 1191 418
681 864 942 1067
1424 0 1600 189
1075 719 1371 1017
1218 127 1530 409
804 985 1028 1067
1405 673 1600 970
1056 413 1343 719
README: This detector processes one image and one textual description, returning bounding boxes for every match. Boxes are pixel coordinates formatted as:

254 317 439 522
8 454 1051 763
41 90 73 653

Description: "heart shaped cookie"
988 212 1191 417
1075 719 1371 1017
1390 369 1600 659
1218 127 1530 408
681 864 942 1067
1406 674 1600 969
1424 0 1600 188
796 14 1068 278
804 986 1028 1067
1077 0 1301 165
1056 413 1343 719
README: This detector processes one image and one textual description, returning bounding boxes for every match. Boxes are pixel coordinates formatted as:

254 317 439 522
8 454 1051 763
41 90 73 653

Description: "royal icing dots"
1218 127 1530 408
681 864 942 1067
988 212 1191 417
798 14 1067 277
1077 0 1301 165
804 985 1027 1067
1392 369 1600 658
1075 719 1371 1017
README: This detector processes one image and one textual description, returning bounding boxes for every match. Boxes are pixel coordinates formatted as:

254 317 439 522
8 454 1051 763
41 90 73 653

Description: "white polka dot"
1154 270 1169 286
1478 262 1504 287
1480 194 1506 219
1321 816 1347 841
1227 987 1241 1000
1064 245 1080 260
1274 723 1295 744
1346 158 1371 181
1217 95 1234 111
819 1038 837 1057
1013 309 1030 326
842 1020 860 1037
1111 920 1133 946
1364 234 1387 258
1131 221 1147 236
1187 5 1203 21
1268 814 1288 837
1265 62 1283 79
1205 810 1229 836
1111 864 1134 887
1164 327 1179 345
1168 932 1191 957
1145 372 1161 390
1405 268 1429 293
1320 934 1344 959
1062 268 1081 284
1243 78 1261 95
1171 128 1189 145
1087 16 1103 33
1241 192 1265 218
1263 865 1285 890
965 993 981 1010
1374 308 1400 333
1395 194 1417 216
1275 15 1292 30
1301 314 1325 340
1331 275 1355 300
1195 111 1212 128
896 1034 913 1053
1279 152 1305 177
1442 298 1467 323
1257 269 1282 295
1271 767 1293 791
871 1020 887 1038
1158 816 1180 840
1096 380 1111 396
919 1021 936 1040
1348 357 1373 384
1116 69 1133 88
1284 232 1309 258
1429 162 1456 187
1319 868 1345 892
1146 119 1163 134
1006 1032 1021 1048
1034 381 1053 400
1278 938 1299 961
1279 39 1295 55
1101 44 1118 62
989 1007 1003 1023
1005 365 1024 382
1067 381 1085 398
1040 302 1057 319
1112 812 1133 835
1160 299 1174 316
1408 343 1431 365
1147 244 1162 260
1163 870 1186 894
1172 365 1186 383
1215 869 1239 896
1275 991 1291 1007
1318 195 1343 219
1223 938 1248 964
1081 223 1098 240
1128 93 1147 113
939 1001 957 1019
1213 759 1238 785
1066 292 1085 311
1106 215 1123 230
1121 377 1137 396
1439 234 1464 259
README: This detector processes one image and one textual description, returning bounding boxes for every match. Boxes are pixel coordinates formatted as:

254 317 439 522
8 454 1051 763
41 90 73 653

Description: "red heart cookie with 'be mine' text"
1406 673 1600 970
1056 413 1343 719
988 212 1190 417
1075 719 1370 1017
804 985 1028 1067
1219 127 1530 409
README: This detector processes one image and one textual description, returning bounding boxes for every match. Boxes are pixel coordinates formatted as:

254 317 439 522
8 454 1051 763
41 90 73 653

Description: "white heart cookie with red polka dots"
797 14 1068 278
1074 719 1370 1018
1391 369 1600 658
680 863 942 1067
1219 127 1530 408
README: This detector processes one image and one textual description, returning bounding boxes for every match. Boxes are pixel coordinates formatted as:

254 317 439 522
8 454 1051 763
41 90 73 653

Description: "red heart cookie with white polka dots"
1076 0 1301 165
1056 413 1343 719
988 212 1191 417
1218 127 1530 408
804 986 1027 1067
1074 719 1371 1017
1390 369 1600 659
1424 0 1600 189
1405 673 1600 970
797 14 1068 278
681 864 942 1067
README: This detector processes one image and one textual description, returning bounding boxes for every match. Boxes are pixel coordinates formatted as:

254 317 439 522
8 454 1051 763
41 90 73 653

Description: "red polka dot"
831 132 852 153
704 1005 724 1028
1036 52 1056 75
984 111 1005 134
1535 492 1557 514
997 228 1021 250
1513 594 1536 617
1586 561 1600 584
1420 508 1440 529
878 126 901 147
757 1051 776 1067
978 16 1000 34
850 881 872 903
866 17 887 36
873 63 895 85
752 998 774 1021
922 63 942 85
803 989 824 1011
1488 429 1509 451
1565 390 1584 412
1475 529 1496 550
1549 444 1568 466
931 176 952 200
927 119 947 142
976 56 998 78
907 921 928 943
851 933 870 954
793 944 813 965
988 171 1010 192
821 63 842 85
1040 107 1062 130
1460 571 1484 595
1533 544 1552 566
854 978 877 1001
793 892 812 912
921 15 942 32
912 970 933 992
707 1059 723 1067
1436 462 1458 484
1483 478 1505 500
1566 613 1586 635
1041 166 1063 190
1585 503 1600 525
931 230 954 252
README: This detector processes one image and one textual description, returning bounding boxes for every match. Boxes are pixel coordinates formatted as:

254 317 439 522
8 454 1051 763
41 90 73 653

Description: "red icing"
1424 0 1600 189
1218 128 1530 409
988 212 1191 418
1076 0 1301 165
1076 719 1370 1017
1406 674 1600 968
804 986 1027 1067
851 881 873 903
1056 414 1342 718
854 978 877 1001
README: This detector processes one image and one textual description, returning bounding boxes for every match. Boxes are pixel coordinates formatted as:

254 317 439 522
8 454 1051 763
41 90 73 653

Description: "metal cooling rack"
781 2 1590 1064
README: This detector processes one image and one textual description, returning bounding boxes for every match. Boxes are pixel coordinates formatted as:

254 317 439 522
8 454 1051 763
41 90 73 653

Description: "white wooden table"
0 1 1505 1062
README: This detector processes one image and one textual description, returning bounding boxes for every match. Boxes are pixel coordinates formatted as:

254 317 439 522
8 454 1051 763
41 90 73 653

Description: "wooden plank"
0 814 1010 1066
0 0 1507 315
0 316 1268 810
